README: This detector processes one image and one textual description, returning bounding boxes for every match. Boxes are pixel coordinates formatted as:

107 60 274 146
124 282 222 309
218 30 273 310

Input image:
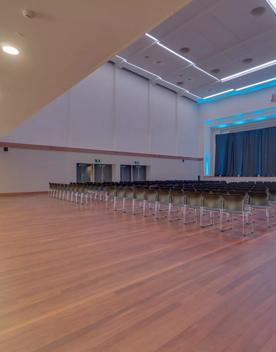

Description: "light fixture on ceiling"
180 47 190 54
242 58 253 64
115 55 276 103
144 34 276 87
2 44 20 55
203 89 234 100
250 6 266 16
211 68 221 74
236 77 276 91
266 0 276 13
221 59 276 82
145 33 218 79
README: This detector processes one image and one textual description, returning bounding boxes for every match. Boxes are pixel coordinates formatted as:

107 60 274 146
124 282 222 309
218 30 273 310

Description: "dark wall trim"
0 142 203 161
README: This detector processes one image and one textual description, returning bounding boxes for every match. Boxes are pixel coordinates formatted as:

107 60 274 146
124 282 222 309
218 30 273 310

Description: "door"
132 165 146 182
76 163 92 183
94 164 113 182
120 165 132 182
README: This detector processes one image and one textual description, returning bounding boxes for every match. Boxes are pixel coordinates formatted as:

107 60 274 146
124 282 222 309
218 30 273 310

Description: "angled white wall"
2 63 200 158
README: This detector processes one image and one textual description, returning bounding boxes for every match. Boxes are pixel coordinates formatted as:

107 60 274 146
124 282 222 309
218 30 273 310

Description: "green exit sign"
94 159 101 164
134 161 140 165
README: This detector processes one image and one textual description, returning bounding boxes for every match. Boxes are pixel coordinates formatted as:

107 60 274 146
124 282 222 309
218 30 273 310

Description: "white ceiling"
0 0 191 137
114 0 276 100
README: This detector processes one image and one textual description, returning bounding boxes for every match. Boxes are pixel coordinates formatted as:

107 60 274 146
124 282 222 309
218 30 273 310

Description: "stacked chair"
49 180 276 236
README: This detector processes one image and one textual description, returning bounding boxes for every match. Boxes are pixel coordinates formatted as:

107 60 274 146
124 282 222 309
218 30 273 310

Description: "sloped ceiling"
114 0 276 100
0 0 191 137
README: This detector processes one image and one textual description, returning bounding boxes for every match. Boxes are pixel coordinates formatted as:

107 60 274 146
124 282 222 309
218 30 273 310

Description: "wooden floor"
1 195 276 352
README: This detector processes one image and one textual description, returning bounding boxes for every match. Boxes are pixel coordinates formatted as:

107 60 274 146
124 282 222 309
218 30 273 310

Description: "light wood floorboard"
0 195 276 351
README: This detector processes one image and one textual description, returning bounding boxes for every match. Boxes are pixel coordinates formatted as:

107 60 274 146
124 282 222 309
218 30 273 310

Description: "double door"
120 165 147 182
94 164 113 183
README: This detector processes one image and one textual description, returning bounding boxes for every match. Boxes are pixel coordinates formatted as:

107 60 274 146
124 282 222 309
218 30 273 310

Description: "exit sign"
94 159 101 164
134 161 140 165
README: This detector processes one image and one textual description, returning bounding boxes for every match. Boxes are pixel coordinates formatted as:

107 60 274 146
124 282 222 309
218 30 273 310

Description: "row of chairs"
49 182 276 236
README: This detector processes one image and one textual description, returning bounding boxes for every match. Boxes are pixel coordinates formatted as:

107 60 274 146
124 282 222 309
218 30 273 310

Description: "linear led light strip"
115 55 202 99
145 33 219 81
203 77 276 99
221 60 276 82
266 0 276 13
145 34 276 84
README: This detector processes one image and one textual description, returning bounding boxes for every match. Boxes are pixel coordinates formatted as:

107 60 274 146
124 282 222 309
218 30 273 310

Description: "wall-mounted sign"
134 161 140 165
94 159 101 164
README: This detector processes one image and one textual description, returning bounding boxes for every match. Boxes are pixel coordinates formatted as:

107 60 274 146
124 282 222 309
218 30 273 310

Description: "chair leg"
168 203 172 220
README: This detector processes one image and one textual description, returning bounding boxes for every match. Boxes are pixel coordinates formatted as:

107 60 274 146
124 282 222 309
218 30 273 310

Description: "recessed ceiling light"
180 47 190 54
2 45 20 55
266 0 276 13
242 58 253 64
211 68 221 74
250 6 266 16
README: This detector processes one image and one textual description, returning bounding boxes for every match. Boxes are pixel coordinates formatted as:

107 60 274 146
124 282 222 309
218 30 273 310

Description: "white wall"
0 63 202 192
0 148 200 193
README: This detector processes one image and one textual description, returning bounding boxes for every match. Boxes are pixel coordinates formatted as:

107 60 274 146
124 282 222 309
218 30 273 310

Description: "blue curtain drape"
215 126 276 176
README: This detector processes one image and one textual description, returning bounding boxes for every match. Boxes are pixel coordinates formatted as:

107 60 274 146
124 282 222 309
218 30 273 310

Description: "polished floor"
1 195 276 351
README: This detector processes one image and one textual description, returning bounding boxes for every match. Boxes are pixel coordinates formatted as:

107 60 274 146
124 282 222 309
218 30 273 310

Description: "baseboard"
0 191 48 197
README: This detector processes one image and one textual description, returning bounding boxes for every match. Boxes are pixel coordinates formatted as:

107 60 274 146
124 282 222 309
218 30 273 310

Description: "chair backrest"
248 192 268 206
222 194 245 212
124 188 135 199
158 189 171 204
185 192 202 207
171 190 185 205
106 186 117 197
116 187 126 198
146 189 158 202
269 190 276 202
134 187 146 200
202 193 222 210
